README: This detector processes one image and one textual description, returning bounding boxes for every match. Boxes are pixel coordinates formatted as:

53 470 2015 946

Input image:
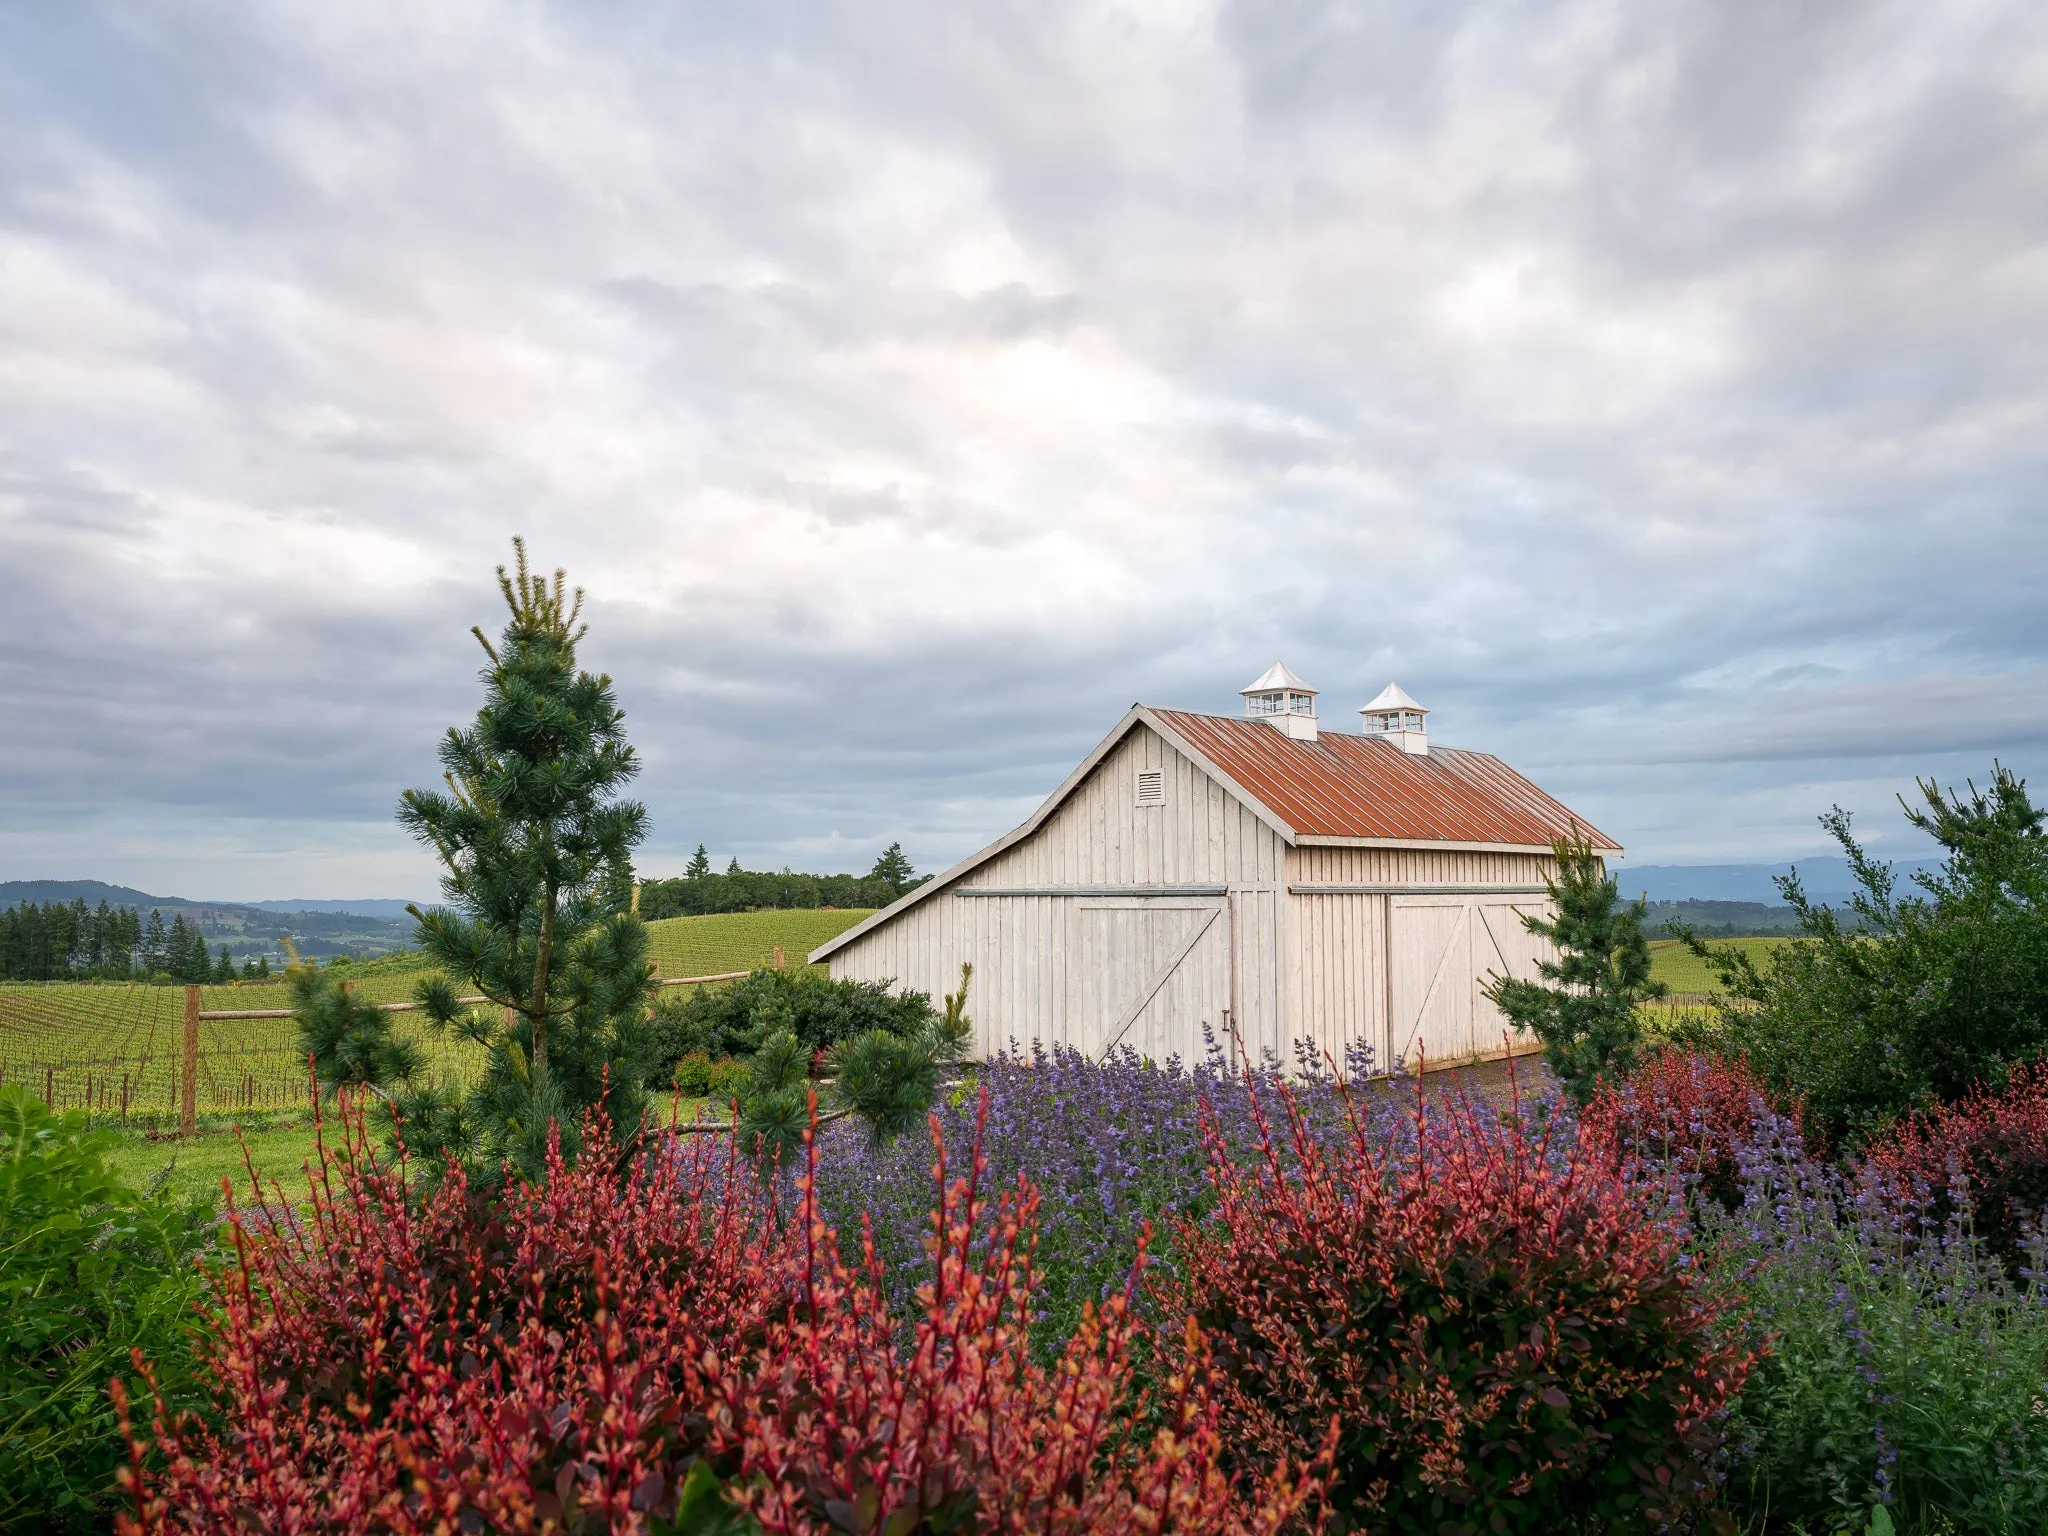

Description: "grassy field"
107 1119 327 1206
0 908 875 1121
1646 936 1798 996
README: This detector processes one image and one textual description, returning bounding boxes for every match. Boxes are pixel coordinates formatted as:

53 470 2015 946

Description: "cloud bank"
3 1 2046 896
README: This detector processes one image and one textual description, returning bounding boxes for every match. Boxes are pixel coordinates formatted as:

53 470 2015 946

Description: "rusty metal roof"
1150 708 1620 850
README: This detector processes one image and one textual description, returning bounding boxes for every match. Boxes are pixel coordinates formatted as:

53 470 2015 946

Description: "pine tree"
726 855 743 876
141 910 168 975
213 945 235 983
391 540 656 1179
686 844 711 880
1483 830 1666 1104
166 916 193 981
869 842 915 899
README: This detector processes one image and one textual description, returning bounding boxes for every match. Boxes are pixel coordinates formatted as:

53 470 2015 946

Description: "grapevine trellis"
0 963 753 1133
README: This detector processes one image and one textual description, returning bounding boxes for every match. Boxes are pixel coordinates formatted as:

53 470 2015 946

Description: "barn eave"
1291 834 1624 856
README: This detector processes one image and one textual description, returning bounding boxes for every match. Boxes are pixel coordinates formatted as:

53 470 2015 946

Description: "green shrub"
0 1087 214 1532
670 1050 751 1101
1679 764 2048 1147
646 965 937 1075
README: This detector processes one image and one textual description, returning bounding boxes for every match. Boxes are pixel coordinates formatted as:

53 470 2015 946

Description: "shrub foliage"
1860 1055 2048 1275
648 966 938 1067
1680 763 2048 1146
1581 1048 1801 1214
1160 1068 1755 1534
0 1087 212 1533
114 1096 1327 1535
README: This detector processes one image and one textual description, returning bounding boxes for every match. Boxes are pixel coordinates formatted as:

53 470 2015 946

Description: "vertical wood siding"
828 727 1287 1062
1285 846 1560 1073
829 739 1563 1074
1285 846 1558 885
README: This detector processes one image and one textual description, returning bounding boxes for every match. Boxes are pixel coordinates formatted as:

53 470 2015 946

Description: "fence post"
773 945 785 971
181 984 200 1137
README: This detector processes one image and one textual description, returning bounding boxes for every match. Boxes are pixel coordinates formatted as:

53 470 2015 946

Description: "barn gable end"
819 719 1289 1063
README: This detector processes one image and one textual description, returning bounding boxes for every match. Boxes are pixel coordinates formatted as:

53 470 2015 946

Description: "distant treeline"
0 899 263 983
1640 899 1818 939
638 842 929 920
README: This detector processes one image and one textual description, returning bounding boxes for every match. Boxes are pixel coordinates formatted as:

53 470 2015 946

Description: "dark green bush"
1679 764 2048 1147
0 1087 214 1532
646 965 937 1075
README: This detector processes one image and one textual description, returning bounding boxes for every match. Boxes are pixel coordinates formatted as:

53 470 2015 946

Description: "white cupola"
1360 682 1430 754
1241 661 1319 740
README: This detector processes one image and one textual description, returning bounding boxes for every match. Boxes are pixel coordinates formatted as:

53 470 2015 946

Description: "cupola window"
1240 662 1320 741
1358 683 1431 754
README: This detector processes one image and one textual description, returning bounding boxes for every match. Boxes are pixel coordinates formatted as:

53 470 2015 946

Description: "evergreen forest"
0 900 255 983
636 840 927 918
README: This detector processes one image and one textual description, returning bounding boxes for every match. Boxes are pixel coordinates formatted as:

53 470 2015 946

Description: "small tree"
1485 830 1666 1103
870 841 916 899
685 843 711 880
387 541 658 1178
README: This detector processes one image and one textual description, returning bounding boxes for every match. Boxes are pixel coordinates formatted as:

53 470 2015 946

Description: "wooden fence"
171 961 768 1136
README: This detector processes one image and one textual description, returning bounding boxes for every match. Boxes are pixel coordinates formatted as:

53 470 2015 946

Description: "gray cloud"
2 0 2046 896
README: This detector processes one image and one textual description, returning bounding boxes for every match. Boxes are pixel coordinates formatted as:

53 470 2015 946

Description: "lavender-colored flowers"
803 1036 1421 1340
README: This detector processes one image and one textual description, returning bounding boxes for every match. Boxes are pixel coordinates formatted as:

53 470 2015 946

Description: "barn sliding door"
1390 894 1552 1071
1066 897 1231 1066
1468 897 1552 1055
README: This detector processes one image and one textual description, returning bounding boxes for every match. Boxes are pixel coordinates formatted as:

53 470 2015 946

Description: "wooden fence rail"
177 970 752 1137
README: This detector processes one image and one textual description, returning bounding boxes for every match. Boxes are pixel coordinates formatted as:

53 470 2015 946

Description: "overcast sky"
4 1 2046 899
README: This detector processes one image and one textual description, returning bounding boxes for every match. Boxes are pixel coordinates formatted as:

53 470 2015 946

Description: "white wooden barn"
811 666 1621 1074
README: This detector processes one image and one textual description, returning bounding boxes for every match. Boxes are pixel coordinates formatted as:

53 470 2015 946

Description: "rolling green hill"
645 908 873 978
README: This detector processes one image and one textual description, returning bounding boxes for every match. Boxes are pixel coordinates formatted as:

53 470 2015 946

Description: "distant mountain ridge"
1610 857 1941 906
0 879 184 910
239 898 424 920
0 880 425 918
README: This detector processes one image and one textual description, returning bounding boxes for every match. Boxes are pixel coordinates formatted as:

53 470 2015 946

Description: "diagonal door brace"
1096 903 1223 1061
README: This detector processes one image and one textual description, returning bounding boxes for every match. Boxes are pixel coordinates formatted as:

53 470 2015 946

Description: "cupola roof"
1241 660 1317 696
1361 681 1426 714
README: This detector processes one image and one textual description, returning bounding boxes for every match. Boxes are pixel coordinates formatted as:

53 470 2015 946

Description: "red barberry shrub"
1861 1056 2048 1271
1159 1072 1756 1534
117 1097 790 1532
1582 1049 1802 1213
117 1093 1326 1535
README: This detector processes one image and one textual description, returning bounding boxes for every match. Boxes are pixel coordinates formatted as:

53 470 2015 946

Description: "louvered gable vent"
1135 769 1165 806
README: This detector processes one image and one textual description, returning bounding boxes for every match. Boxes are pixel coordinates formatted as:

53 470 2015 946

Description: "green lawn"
107 1119 327 1207
1646 936 1799 996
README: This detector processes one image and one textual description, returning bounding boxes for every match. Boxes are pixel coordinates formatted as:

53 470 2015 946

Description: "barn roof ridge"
809 703 1619 964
